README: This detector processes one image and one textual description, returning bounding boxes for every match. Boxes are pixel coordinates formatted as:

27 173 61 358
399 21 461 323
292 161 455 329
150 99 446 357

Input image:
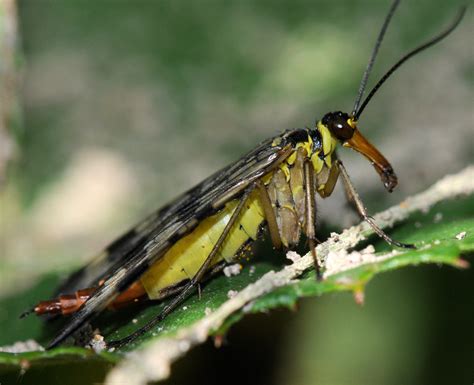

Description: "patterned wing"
47 131 298 348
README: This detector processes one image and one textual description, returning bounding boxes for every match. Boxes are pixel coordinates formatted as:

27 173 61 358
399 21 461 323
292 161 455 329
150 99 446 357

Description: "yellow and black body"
28 112 413 347
24 0 466 349
141 114 360 298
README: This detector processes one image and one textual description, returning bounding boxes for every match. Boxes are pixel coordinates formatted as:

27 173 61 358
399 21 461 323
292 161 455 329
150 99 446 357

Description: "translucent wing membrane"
47 134 296 348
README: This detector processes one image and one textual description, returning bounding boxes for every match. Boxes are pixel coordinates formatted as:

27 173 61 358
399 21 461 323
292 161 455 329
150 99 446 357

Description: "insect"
22 0 465 349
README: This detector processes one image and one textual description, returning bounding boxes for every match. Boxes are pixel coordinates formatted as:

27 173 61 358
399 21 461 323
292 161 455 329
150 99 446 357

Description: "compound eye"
330 117 354 141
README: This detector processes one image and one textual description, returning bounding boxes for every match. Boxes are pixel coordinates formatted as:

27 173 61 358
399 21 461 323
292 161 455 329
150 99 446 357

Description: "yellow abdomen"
140 190 265 299
141 131 336 300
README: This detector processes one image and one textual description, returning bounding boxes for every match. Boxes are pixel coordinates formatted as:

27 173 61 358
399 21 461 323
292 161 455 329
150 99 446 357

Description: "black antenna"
354 5 467 121
351 0 401 118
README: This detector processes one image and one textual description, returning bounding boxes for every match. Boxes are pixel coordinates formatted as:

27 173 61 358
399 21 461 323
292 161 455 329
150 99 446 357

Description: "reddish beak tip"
346 129 397 192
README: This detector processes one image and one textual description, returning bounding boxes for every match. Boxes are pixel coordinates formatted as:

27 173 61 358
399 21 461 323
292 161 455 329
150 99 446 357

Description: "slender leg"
336 159 415 249
108 185 256 348
256 179 282 249
304 160 322 280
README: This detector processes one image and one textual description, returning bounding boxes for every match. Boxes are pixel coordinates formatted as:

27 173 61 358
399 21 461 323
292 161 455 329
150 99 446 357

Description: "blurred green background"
0 0 472 384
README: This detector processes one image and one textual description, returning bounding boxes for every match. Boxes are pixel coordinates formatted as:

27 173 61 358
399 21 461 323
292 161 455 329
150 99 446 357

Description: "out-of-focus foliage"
0 0 472 384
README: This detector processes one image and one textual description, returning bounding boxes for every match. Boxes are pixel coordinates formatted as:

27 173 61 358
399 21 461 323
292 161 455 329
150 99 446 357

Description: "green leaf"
0 186 472 383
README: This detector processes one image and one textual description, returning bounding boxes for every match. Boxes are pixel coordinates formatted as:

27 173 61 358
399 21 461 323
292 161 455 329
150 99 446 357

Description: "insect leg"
150 260 228 301
304 159 322 280
318 162 340 198
336 159 415 249
108 185 256 348
256 179 282 249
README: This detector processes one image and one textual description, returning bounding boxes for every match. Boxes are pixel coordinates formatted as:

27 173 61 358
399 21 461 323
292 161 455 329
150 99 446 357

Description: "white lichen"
286 250 302 263
223 263 242 277
105 166 474 385
88 334 107 354
0 339 44 353
227 290 238 299
323 244 397 277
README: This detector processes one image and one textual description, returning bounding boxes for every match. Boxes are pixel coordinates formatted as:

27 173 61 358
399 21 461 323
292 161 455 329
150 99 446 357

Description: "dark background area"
0 1 472 384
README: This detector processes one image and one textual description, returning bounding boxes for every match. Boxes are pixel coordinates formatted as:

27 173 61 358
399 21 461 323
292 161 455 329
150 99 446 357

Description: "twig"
106 165 474 385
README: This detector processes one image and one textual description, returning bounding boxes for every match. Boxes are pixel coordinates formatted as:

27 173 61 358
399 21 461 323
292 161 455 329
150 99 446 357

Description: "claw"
19 307 35 319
